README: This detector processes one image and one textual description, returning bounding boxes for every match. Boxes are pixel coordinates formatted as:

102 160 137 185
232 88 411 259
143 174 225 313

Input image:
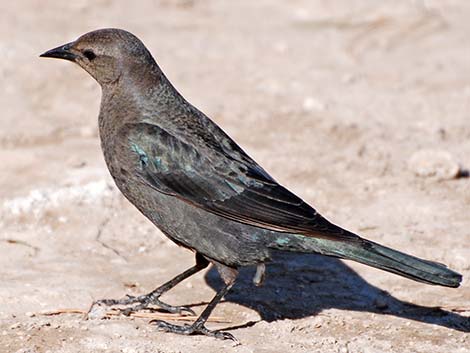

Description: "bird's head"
40 28 156 86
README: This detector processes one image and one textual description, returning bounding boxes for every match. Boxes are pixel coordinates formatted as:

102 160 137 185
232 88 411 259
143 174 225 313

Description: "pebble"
302 97 325 112
446 248 469 270
408 149 460 180
79 125 97 138
87 304 108 320
9 323 21 330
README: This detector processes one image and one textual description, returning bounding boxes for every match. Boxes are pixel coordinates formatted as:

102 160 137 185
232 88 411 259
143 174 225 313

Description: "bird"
40 28 462 341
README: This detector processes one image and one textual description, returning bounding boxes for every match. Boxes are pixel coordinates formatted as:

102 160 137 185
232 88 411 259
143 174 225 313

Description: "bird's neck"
98 65 184 142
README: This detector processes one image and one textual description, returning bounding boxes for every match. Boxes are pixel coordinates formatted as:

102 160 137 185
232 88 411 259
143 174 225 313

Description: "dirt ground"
1 1 469 352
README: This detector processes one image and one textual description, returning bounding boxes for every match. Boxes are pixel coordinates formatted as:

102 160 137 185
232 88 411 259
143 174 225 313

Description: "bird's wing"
115 122 358 241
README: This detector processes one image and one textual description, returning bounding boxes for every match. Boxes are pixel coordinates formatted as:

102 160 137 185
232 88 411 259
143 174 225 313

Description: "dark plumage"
40 28 462 341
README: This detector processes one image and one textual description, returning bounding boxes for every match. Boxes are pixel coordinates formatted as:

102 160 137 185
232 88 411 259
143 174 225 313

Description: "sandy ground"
1 1 470 352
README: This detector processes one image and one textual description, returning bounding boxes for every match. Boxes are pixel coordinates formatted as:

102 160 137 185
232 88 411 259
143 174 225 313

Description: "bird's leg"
92 253 209 316
151 262 239 342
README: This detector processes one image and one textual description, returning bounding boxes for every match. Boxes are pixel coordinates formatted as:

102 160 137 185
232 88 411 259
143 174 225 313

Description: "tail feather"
269 234 462 288
339 239 461 287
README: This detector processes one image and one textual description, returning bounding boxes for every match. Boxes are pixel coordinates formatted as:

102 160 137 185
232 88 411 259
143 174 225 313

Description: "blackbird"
40 28 462 341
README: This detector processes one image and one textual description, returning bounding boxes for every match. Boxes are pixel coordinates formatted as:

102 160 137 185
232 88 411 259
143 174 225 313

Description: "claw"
90 293 195 317
152 320 191 334
150 319 238 343
168 305 196 316
118 307 134 316
181 307 196 316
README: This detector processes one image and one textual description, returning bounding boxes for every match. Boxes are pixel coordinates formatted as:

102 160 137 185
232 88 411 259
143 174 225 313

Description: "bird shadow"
204 252 469 332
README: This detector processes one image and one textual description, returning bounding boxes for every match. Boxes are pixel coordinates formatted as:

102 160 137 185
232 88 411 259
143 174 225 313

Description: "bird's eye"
83 49 96 61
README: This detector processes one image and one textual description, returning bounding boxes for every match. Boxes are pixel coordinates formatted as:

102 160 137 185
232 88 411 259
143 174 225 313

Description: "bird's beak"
40 42 77 62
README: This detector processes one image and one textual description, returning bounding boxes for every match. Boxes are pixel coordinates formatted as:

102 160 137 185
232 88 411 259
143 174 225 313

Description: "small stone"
302 97 325 112
58 216 68 223
408 149 460 180
86 304 108 320
25 312 35 318
79 125 97 138
450 248 470 270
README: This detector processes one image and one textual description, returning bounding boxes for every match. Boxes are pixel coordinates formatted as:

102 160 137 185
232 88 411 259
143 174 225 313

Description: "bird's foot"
91 293 195 316
151 320 238 343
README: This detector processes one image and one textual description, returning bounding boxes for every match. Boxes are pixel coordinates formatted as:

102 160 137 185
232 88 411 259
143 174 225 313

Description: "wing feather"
115 122 358 241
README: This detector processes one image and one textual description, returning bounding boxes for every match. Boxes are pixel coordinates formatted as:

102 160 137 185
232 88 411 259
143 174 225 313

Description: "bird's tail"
268 233 462 288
